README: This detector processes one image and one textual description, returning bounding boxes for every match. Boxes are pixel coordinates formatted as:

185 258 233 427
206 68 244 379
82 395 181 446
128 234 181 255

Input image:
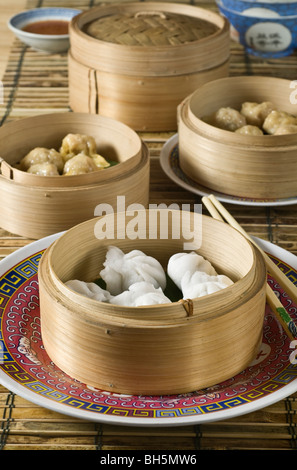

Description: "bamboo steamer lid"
68 2 230 131
38 210 267 395
178 76 297 200
0 112 149 239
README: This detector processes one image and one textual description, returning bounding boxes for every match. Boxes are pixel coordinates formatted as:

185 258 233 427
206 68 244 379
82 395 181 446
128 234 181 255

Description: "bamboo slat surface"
0 0 297 452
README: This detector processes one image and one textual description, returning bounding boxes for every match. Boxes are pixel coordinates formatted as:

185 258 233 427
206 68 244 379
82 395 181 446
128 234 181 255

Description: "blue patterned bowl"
217 0 297 57
220 0 297 16
8 7 81 53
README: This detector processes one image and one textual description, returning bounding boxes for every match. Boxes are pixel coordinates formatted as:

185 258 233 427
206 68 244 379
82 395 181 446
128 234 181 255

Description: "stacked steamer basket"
68 2 230 131
0 112 149 239
178 76 297 200
38 210 267 395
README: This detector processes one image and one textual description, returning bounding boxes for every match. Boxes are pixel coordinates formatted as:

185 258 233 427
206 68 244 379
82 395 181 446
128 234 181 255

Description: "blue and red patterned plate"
0 233 297 426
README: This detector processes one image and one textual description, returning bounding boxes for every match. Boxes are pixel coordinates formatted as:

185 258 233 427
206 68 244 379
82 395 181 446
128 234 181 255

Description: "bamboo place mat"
0 0 297 453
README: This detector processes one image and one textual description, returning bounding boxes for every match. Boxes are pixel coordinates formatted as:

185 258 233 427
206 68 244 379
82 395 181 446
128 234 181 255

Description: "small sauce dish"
8 7 81 53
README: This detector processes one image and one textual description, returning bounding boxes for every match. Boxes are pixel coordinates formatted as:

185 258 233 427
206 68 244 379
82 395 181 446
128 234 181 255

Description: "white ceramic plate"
0 233 296 427
160 134 297 207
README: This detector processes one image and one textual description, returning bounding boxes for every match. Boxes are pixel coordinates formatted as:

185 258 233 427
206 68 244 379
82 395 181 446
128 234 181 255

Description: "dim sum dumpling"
274 123 297 135
212 107 246 132
91 153 110 169
110 281 171 307
235 125 263 136
27 162 59 176
240 101 275 128
65 279 111 302
167 251 233 300
167 251 217 291
100 246 167 296
180 270 233 299
60 133 97 160
263 110 297 135
63 154 98 175
19 147 64 172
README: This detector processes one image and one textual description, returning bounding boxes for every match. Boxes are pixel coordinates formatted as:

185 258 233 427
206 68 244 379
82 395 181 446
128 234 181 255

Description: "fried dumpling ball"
63 153 98 176
212 107 246 132
27 162 60 176
235 125 263 136
60 133 98 160
263 110 297 135
240 101 275 128
19 147 64 173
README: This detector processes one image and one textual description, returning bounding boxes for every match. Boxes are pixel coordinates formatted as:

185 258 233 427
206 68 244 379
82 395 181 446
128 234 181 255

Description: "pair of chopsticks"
202 194 297 342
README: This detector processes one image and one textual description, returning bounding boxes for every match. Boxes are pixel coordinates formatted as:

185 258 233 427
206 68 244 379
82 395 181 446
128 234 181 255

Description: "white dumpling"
27 162 59 176
263 110 296 135
235 125 263 136
180 270 233 299
167 252 217 291
240 101 275 128
212 107 246 132
65 279 111 302
60 133 97 160
19 147 64 172
100 246 167 296
63 153 98 175
110 281 171 307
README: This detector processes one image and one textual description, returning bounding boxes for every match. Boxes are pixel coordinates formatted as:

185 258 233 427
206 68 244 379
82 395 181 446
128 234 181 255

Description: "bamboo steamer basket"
38 209 267 395
0 112 149 239
178 76 297 200
68 2 230 131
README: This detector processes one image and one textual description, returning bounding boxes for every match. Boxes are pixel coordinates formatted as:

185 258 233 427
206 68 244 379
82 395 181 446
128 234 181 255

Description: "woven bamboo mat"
0 0 297 452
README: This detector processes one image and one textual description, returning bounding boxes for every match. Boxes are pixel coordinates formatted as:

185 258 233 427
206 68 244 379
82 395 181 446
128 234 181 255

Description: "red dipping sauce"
22 20 69 35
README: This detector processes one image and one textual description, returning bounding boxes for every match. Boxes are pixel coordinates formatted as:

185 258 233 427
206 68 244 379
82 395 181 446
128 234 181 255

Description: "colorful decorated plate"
160 134 297 208
0 233 297 426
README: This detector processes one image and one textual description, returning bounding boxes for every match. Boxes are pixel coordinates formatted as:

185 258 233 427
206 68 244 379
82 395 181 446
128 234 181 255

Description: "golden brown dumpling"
19 147 64 172
60 133 97 160
212 107 246 132
63 154 98 175
27 162 60 176
235 125 263 136
263 110 297 135
240 101 275 128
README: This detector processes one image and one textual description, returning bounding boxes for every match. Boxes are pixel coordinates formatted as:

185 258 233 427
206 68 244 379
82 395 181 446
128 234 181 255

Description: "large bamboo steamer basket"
68 2 230 131
0 112 149 239
38 210 267 395
178 76 297 200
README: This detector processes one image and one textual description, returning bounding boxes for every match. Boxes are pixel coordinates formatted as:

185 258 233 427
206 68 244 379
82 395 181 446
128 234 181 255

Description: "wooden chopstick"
202 195 297 341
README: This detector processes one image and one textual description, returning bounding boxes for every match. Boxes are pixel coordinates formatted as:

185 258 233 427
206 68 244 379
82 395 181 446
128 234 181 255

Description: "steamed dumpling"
212 107 246 131
63 154 98 175
240 101 275 128
167 251 217 291
263 110 297 135
60 133 98 160
180 270 233 299
19 147 64 172
65 279 111 302
111 281 171 307
235 125 263 136
167 251 233 300
274 123 297 135
27 162 60 176
100 246 167 296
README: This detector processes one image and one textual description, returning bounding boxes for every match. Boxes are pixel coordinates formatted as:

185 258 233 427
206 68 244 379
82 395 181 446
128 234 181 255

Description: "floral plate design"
0 233 297 426
160 134 297 208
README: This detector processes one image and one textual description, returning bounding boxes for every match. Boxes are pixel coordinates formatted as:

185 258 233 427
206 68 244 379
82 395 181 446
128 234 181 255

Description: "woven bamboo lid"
85 11 219 47
70 3 230 76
